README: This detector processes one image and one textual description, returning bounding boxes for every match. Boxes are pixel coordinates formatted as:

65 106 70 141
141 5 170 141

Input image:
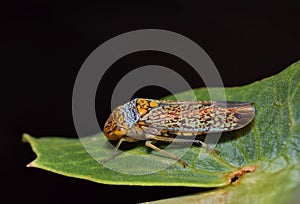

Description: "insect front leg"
101 136 138 164
145 135 188 167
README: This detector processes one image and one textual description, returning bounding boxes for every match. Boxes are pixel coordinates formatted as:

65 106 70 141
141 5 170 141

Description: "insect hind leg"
145 140 188 167
193 140 220 155
145 134 219 155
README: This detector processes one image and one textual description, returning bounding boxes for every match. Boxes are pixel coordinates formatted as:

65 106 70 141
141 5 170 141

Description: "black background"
3 1 300 203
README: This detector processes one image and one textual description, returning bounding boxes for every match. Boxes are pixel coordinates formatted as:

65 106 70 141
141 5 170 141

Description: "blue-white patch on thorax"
119 99 140 128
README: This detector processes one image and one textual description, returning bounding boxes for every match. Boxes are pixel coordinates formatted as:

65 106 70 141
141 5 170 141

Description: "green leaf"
23 61 300 203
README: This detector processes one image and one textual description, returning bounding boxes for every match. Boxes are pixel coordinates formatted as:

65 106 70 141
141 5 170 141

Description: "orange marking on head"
137 106 148 116
103 111 126 141
149 101 159 107
137 98 145 105
137 99 149 108
113 128 126 137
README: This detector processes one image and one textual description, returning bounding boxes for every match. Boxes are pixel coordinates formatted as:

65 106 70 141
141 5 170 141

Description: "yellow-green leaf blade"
23 60 300 203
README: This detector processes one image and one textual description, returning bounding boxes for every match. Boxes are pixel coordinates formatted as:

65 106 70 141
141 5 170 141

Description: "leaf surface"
23 61 300 203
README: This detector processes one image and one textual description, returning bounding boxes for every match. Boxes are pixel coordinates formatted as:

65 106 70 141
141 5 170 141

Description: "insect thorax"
116 99 140 128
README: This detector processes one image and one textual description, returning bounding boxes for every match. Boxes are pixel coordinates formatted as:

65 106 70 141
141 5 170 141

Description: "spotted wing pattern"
136 99 255 134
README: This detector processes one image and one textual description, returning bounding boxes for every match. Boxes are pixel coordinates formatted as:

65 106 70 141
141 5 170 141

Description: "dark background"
3 1 300 203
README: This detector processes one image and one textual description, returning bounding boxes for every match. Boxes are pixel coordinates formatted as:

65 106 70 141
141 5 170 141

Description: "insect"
102 98 255 167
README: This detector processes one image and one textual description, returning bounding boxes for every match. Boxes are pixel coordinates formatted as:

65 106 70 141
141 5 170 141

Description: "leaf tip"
21 133 33 143
26 162 36 168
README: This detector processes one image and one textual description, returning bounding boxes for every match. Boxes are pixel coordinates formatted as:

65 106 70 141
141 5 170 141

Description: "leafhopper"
103 98 255 167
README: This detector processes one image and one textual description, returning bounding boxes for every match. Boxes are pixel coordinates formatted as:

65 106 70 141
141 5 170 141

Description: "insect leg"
101 137 138 164
193 140 220 155
145 139 188 167
145 134 220 154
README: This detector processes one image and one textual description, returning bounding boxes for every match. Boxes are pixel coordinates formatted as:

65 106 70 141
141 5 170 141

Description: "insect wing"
137 100 255 133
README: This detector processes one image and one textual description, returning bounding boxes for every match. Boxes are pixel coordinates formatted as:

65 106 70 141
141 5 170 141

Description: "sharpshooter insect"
103 98 255 167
